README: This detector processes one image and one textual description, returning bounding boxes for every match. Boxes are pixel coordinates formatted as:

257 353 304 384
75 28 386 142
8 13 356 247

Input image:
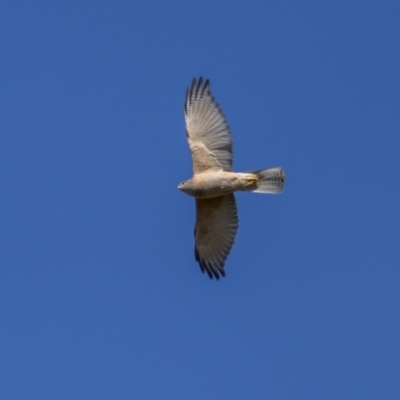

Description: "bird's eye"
181 182 186 186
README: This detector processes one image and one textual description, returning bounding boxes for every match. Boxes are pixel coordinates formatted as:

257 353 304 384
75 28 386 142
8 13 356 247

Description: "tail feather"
249 167 285 194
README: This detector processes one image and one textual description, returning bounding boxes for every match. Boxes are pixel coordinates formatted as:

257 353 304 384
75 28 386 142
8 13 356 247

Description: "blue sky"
1 1 399 398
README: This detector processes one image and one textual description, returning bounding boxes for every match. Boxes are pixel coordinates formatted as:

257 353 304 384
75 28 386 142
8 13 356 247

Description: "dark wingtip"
204 78 210 93
204 263 213 279
194 77 202 98
190 77 210 97
195 256 225 280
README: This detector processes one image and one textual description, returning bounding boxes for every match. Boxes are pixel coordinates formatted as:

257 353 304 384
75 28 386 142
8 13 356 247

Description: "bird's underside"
186 170 259 198
180 77 285 279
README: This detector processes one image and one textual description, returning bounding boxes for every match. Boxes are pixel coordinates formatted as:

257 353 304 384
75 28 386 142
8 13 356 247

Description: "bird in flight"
178 78 285 279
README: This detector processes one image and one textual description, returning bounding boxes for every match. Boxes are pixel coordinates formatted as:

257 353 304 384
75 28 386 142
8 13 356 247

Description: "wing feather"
194 194 238 279
184 78 233 173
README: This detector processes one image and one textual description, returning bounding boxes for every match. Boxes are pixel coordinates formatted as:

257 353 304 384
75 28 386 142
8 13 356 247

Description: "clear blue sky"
1 1 399 399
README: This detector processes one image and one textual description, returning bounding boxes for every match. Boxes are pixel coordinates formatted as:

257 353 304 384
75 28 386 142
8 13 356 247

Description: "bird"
178 78 285 279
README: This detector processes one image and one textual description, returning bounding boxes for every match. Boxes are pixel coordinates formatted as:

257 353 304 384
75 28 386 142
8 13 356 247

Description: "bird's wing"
184 78 233 174
194 194 238 279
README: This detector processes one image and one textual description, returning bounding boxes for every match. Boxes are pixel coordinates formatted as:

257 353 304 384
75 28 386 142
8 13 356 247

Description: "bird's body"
178 78 285 279
179 170 258 198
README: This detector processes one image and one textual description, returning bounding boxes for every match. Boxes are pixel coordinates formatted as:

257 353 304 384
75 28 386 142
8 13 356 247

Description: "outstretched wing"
184 78 233 174
194 194 239 279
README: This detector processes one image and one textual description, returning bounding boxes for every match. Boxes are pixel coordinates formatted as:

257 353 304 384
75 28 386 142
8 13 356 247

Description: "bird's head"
178 179 194 195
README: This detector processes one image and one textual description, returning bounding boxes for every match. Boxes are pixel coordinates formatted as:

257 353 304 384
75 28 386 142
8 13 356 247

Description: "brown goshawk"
178 78 285 279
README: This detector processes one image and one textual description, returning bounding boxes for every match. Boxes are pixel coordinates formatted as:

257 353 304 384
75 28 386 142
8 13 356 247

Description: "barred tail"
249 167 285 194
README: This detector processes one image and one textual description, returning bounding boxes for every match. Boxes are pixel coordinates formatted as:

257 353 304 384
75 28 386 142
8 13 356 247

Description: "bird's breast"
190 171 254 198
